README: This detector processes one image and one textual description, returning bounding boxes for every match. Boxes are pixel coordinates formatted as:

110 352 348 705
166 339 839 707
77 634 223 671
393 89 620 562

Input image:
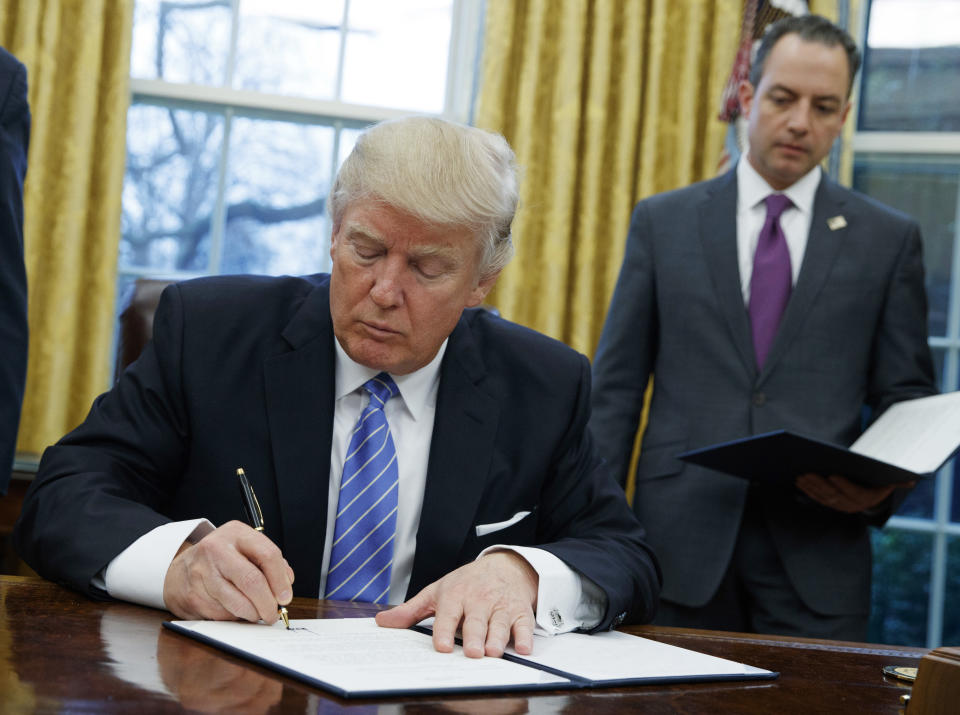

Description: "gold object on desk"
882 664 917 682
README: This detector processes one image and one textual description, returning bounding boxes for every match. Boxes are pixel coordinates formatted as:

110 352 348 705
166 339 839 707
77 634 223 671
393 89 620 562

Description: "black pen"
236 467 290 629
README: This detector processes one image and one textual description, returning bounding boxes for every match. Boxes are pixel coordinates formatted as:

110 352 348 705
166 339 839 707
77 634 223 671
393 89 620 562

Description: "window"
853 0 960 648
119 0 483 317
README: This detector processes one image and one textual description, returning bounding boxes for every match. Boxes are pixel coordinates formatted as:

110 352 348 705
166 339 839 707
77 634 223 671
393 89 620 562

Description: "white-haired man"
15 116 660 658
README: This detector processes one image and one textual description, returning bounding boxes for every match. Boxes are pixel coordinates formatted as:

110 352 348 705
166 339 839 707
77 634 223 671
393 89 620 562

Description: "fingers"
507 613 535 656
374 552 538 658
162 520 294 623
796 472 858 512
795 473 906 513
243 531 294 607
829 475 898 510
433 595 465 654
374 585 461 653
480 607 534 657
374 589 436 629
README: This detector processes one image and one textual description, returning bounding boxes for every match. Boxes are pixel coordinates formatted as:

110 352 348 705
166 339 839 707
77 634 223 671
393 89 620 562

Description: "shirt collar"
334 336 448 421
737 155 821 216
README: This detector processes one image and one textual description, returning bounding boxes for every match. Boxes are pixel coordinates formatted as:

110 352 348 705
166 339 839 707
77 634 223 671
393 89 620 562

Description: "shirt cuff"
478 544 606 635
101 519 214 610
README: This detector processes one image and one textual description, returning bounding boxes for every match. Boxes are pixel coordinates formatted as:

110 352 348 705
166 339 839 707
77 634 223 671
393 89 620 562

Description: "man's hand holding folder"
795 473 913 513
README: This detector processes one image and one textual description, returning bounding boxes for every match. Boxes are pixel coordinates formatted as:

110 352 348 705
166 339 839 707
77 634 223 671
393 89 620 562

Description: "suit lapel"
759 178 847 382
699 171 756 377
407 316 500 595
263 282 336 597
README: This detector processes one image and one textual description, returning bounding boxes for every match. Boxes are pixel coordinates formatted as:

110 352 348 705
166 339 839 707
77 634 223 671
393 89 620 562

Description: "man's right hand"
162 520 294 623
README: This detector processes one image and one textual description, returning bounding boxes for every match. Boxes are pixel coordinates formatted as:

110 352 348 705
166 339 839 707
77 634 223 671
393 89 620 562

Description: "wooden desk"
0 576 925 713
1 454 37 535
0 455 38 574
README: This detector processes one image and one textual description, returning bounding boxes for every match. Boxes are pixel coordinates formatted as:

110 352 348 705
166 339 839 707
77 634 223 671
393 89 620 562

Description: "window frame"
852 0 960 649
119 0 485 286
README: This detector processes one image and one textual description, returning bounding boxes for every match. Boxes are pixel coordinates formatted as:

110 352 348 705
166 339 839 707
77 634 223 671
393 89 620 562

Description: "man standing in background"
0 46 29 495
590 15 935 640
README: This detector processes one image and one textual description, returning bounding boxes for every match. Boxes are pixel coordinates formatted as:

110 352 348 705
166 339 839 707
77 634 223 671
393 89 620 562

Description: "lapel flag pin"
827 215 847 231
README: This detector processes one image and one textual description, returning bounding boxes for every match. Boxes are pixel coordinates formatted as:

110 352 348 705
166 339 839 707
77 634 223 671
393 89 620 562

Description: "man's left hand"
795 473 914 513
374 551 538 658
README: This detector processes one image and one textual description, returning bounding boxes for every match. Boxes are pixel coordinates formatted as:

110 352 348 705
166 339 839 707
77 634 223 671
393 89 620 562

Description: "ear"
738 79 755 119
329 224 341 262
465 271 500 308
840 101 852 126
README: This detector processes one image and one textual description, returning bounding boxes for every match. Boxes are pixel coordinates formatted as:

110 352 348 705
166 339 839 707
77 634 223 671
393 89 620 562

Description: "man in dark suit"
0 47 29 494
15 116 660 658
589 15 935 641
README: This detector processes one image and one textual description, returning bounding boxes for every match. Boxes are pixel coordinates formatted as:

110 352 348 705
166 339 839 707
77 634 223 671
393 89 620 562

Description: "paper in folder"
164 617 776 698
677 392 960 487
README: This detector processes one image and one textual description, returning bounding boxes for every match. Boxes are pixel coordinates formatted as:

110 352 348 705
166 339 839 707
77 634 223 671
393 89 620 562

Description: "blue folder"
677 430 940 487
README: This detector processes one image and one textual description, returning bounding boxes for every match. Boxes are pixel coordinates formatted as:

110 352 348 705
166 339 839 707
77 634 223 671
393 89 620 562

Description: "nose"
786 102 811 135
369 258 405 309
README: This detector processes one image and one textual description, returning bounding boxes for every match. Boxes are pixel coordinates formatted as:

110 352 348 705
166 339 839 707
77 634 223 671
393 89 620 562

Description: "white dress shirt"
736 156 822 304
102 336 604 635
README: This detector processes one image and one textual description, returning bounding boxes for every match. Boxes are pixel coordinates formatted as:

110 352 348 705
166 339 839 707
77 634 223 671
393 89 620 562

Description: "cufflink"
549 608 563 629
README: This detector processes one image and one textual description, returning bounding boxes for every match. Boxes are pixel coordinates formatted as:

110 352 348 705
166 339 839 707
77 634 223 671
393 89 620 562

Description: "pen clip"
237 467 265 531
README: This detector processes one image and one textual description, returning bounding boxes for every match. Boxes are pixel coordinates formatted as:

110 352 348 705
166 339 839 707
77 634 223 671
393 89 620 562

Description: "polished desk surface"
0 576 924 713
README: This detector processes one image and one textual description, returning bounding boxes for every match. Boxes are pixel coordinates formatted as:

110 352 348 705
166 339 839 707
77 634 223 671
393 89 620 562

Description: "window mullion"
208 108 234 275
335 0 351 102
226 0 241 88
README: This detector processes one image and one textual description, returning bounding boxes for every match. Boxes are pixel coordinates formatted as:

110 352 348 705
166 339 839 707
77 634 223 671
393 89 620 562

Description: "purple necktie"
749 193 793 369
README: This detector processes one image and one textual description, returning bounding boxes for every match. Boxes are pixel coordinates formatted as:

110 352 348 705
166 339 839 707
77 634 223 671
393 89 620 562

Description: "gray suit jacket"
590 169 935 616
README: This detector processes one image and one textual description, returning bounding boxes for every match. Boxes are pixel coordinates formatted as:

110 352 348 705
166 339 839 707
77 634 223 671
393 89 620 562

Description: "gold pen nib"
280 606 290 629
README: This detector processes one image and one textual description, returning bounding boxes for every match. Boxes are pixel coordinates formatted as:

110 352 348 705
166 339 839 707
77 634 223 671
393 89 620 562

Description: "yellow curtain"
476 0 742 356
0 0 133 456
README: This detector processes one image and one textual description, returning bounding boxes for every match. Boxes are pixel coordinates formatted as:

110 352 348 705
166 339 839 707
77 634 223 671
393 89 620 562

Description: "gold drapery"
476 0 743 356
0 0 133 455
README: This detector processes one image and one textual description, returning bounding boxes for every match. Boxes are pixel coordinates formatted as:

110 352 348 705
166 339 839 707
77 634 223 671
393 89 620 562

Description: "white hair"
329 116 518 280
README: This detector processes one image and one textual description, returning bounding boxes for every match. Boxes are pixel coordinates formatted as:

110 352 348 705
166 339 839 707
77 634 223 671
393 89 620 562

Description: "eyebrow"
343 224 385 244
344 223 462 262
769 84 843 105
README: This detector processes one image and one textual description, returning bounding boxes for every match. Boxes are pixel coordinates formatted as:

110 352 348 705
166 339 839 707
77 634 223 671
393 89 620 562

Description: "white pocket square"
475 511 532 537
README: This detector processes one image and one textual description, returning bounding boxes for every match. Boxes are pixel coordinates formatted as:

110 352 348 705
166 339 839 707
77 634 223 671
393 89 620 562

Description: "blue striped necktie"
325 373 400 604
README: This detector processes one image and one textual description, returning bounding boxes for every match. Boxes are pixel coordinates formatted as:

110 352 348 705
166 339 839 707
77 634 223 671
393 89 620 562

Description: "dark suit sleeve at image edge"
0 48 30 493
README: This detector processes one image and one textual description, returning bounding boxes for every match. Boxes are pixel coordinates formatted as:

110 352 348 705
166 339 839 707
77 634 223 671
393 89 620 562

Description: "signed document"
164 618 776 698
678 392 960 487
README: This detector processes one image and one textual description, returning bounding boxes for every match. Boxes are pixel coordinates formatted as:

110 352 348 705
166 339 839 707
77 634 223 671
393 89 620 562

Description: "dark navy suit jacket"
15 274 660 630
0 46 29 493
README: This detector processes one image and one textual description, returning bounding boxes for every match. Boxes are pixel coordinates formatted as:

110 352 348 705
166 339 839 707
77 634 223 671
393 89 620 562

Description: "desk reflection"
157 628 283 713
101 607 289 712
